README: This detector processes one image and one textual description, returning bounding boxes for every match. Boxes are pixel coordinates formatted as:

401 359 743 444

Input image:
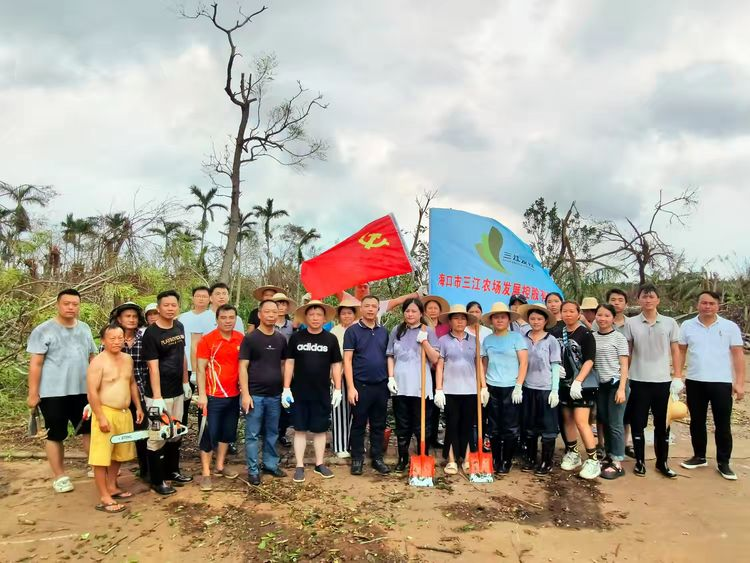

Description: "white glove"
480 387 490 407
416 329 428 344
569 380 583 400
511 384 523 404
151 398 168 413
548 390 560 409
82 403 92 420
670 378 685 401
183 383 193 400
434 390 446 410
417 285 428 297
331 389 342 409
281 388 294 409
387 377 399 395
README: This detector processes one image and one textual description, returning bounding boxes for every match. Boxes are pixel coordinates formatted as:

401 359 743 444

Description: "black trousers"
428 368 442 444
350 380 389 461
629 380 670 463
182 380 205 433
686 380 733 463
393 396 432 454
487 385 521 441
444 394 477 460
522 388 559 441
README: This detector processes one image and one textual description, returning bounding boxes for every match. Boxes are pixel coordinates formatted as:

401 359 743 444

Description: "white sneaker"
335 451 351 459
561 451 582 471
579 458 601 480
52 476 74 493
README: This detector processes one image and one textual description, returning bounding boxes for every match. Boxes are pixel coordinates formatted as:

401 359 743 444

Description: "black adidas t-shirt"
142 320 186 399
288 329 342 402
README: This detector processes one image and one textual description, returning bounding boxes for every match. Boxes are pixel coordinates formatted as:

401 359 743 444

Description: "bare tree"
593 189 698 285
183 3 328 283
408 189 437 286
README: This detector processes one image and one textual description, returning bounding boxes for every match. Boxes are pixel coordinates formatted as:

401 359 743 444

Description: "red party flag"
301 214 414 299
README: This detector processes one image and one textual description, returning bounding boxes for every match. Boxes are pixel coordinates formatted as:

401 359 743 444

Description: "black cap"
509 294 528 306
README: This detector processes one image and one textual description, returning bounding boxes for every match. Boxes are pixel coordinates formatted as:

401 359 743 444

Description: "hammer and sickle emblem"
358 232 390 250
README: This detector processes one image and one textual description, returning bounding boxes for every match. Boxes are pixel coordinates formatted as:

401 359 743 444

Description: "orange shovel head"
467 450 494 475
409 453 435 479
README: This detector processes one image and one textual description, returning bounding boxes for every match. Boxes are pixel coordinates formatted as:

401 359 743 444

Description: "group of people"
25 280 745 513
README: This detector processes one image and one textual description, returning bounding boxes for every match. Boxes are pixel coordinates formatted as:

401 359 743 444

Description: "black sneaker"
633 461 646 477
278 436 292 448
314 464 334 479
168 472 193 485
656 463 677 479
372 459 391 475
717 463 737 481
624 445 636 459
227 442 238 455
247 473 261 486
681 456 708 469
261 466 286 478
351 459 364 475
151 482 177 496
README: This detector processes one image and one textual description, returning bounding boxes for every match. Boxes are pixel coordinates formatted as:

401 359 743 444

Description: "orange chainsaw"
110 406 188 444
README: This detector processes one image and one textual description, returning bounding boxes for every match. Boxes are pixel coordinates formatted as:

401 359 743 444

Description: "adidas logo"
297 343 329 352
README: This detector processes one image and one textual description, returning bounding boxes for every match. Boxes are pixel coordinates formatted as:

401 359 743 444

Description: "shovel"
409 342 435 487
468 324 493 483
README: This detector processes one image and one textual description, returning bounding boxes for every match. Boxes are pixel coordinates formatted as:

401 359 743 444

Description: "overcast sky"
1 0 748 276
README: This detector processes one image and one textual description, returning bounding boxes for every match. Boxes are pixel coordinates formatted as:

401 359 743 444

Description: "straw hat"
517 304 557 329
253 284 284 301
481 302 520 325
420 295 449 314
666 396 689 428
336 296 361 319
581 297 599 311
438 304 478 326
294 300 336 324
271 292 297 310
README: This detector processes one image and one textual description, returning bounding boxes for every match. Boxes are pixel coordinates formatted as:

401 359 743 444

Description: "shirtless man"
87 323 144 513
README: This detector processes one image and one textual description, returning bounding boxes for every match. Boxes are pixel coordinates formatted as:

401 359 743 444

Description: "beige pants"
145 395 184 451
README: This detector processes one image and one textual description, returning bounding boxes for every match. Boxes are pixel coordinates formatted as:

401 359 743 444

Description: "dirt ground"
1 363 749 562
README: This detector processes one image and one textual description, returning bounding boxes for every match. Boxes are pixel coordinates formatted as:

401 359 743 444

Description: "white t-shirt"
679 316 743 383
179 309 213 373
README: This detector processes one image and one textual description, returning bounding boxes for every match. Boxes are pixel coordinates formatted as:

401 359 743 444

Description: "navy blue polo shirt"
343 320 388 384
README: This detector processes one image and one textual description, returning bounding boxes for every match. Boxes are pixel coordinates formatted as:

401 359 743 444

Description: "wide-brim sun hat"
581 297 599 311
481 302 520 326
438 304 478 326
271 292 297 311
294 300 337 325
666 396 689 428
517 304 557 329
420 295 450 314
336 296 361 319
253 284 285 301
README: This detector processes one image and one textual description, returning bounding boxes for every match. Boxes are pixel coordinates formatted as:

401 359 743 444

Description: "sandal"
95 501 126 513
111 490 134 500
444 462 458 475
600 464 625 480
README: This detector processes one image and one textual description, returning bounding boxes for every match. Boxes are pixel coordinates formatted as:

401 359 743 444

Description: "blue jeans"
597 381 630 461
244 395 281 475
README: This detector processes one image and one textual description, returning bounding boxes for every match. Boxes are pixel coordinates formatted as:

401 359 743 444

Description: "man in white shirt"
677 291 745 480
179 286 212 426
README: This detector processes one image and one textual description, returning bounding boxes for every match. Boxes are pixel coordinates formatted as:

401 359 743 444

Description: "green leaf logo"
475 226 507 272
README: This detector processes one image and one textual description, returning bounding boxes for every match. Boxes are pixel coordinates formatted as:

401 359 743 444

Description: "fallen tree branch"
417 544 462 555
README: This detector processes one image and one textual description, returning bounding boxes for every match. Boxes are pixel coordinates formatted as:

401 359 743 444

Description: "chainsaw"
110 406 188 444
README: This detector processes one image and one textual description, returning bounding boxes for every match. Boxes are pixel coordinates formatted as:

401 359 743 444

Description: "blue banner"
428 208 562 310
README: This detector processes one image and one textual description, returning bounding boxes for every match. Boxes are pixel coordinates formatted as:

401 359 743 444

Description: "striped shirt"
593 330 629 383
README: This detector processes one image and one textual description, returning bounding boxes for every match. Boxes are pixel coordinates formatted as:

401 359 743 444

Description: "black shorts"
290 399 330 433
559 385 597 409
39 394 90 442
199 395 240 453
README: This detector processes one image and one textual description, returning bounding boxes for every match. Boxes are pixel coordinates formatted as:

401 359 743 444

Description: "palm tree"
101 212 133 265
0 182 54 235
252 198 288 268
61 214 95 265
149 219 181 256
185 185 227 264
297 227 320 266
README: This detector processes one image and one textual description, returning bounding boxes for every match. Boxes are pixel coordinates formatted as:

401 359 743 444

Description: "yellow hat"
666 397 688 428
271 292 297 311
294 300 336 325
581 297 599 311
481 302 520 326
517 304 557 329
253 284 284 301
438 304 478 326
